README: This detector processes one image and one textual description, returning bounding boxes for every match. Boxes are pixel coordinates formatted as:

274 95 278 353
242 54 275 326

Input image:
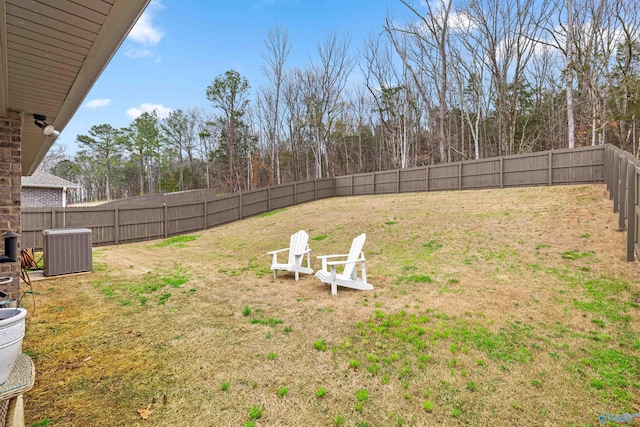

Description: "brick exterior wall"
22 187 64 207
0 110 22 300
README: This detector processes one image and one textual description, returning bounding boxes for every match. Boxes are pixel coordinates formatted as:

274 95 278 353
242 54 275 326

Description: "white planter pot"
0 308 26 384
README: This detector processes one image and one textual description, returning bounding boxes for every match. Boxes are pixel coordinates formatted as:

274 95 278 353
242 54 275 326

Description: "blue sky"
57 0 403 155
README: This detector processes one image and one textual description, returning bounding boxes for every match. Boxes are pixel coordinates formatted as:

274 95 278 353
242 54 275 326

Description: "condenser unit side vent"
43 228 92 277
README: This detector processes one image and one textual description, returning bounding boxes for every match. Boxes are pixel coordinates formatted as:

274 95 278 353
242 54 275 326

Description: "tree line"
43 0 640 203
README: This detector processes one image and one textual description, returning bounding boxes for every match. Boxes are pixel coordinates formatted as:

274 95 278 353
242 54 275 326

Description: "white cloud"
449 11 475 31
125 48 154 59
128 13 164 46
126 103 172 120
126 0 164 60
84 98 111 108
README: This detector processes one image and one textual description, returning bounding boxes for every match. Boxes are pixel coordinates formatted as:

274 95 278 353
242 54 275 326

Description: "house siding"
22 187 64 207
0 110 22 299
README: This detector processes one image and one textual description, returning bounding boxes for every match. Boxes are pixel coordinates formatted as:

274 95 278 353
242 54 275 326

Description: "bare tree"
261 25 291 185
362 34 414 168
385 0 452 163
310 32 355 177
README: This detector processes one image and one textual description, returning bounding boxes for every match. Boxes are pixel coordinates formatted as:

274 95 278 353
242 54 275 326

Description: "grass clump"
423 400 434 412
316 387 326 398
94 268 191 306
242 306 251 316
277 386 289 397
399 274 432 284
314 339 328 351
151 235 199 248
355 389 368 401
248 405 263 420
561 250 594 260
256 208 286 217
250 318 283 326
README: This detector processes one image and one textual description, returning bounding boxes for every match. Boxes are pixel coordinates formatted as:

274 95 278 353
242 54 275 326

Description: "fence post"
294 182 297 205
51 208 56 229
203 200 207 230
627 159 636 261
239 190 243 220
268 187 271 211
613 153 619 211
163 204 168 238
351 175 354 196
426 165 429 192
548 151 553 186
372 172 376 195
500 157 504 188
458 163 462 190
608 147 613 197
114 207 119 245
604 146 609 192
619 157 628 230
397 169 400 194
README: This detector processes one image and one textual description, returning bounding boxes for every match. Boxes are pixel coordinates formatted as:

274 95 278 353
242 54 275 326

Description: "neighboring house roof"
21 170 79 189
0 0 151 175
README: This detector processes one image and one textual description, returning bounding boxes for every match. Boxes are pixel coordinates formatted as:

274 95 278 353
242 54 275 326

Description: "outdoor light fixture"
33 114 60 138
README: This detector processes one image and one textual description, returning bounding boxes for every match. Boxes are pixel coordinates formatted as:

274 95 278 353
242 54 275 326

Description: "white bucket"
0 308 27 384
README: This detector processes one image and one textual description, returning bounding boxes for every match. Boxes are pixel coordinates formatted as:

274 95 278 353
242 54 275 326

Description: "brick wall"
22 187 64 207
0 110 22 300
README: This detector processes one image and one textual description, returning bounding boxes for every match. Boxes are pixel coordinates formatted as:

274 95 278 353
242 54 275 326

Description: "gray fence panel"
552 147 604 184
117 206 164 243
296 181 317 203
399 168 427 193
461 158 501 189
167 203 205 236
316 178 335 199
352 174 374 195
429 163 459 191
21 209 54 249
241 189 270 217
207 195 239 227
334 176 352 196
269 184 295 209
375 170 398 194
503 153 549 187
61 208 115 246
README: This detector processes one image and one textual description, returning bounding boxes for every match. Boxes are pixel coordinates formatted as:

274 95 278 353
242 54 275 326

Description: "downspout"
62 187 67 227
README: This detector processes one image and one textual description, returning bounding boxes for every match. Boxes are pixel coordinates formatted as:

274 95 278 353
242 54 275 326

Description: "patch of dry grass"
22 184 640 426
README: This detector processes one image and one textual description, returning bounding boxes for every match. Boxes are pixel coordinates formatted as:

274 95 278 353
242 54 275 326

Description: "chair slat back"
342 233 366 278
288 230 309 265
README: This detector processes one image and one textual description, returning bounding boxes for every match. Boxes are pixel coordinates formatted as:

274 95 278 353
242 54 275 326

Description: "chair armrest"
293 248 312 256
316 254 349 260
326 255 365 267
317 254 347 271
267 248 288 255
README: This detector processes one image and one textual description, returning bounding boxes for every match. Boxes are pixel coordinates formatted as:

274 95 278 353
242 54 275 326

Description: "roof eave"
24 0 151 175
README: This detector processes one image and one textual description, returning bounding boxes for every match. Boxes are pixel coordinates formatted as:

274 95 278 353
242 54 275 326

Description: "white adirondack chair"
267 230 314 280
315 233 373 295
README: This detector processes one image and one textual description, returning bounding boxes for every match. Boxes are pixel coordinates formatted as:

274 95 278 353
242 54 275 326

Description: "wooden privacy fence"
22 145 605 250
604 145 639 261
